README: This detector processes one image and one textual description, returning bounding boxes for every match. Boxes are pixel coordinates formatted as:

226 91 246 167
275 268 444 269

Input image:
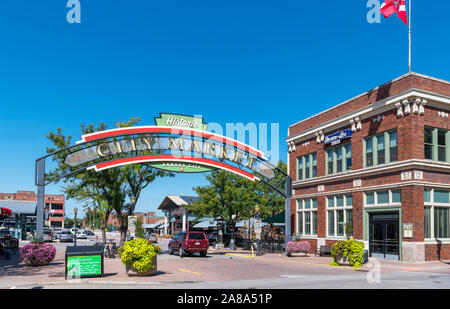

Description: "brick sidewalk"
1 245 449 288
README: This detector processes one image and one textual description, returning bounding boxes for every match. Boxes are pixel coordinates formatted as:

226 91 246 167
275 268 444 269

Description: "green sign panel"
148 162 214 173
154 113 208 131
67 255 102 278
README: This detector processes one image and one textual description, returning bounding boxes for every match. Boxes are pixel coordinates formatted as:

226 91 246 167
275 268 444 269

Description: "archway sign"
35 113 292 252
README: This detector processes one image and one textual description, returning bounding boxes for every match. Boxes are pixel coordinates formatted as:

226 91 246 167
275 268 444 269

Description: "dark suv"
168 231 209 257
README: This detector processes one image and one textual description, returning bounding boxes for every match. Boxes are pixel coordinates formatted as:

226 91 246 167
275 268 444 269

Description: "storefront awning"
192 220 217 228
0 201 36 216
262 211 285 225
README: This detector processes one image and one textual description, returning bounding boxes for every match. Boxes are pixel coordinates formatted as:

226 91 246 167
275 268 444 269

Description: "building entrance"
369 212 400 260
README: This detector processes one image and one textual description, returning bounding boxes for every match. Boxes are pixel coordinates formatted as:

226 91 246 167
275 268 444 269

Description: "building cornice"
292 159 450 188
287 88 450 145
292 180 450 199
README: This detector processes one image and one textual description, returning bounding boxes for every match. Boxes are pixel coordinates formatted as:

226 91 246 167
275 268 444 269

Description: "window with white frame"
326 194 353 237
296 198 318 236
364 129 398 167
424 127 450 163
424 188 450 239
326 143 352 175
364 189 402 206
297 153 317 181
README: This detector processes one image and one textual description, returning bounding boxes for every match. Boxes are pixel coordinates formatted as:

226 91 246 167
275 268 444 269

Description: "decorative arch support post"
35 158 46 238
284 175 292 251
34 114 293 255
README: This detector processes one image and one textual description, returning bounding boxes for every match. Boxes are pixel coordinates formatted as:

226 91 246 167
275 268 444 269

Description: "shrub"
330 238 365 267
20 243 56 266
119 238 162 273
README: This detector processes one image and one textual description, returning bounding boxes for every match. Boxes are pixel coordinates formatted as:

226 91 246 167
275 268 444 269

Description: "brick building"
0 191 65 229
287 72 450 262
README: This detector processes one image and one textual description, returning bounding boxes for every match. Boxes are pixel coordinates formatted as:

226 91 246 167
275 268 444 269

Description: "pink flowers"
286 240 311 256
20 243 56 266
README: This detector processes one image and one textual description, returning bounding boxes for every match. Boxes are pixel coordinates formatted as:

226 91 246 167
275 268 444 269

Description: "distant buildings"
0 190 65 229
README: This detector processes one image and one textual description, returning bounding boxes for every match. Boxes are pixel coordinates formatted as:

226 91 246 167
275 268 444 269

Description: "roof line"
288 72 449 130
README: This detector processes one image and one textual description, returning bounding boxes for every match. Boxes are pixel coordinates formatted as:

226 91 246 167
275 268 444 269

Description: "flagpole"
409 0 412 73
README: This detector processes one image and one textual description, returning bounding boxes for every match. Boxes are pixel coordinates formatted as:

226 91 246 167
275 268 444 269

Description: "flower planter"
335 255 351 266
125 256 157 276
286 240 311 257
287 251 309 257
20 243 56 267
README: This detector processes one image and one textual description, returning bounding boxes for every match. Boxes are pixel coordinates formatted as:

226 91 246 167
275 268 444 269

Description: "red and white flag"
380 0 408 25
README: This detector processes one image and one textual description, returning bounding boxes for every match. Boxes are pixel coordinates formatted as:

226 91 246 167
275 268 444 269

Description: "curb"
6 279 203 289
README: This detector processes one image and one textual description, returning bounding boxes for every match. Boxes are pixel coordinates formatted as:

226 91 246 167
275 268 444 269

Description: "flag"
380 0 408 25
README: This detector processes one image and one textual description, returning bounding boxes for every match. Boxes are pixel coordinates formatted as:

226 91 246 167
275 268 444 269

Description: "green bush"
119 238 162 273
330 238 365 267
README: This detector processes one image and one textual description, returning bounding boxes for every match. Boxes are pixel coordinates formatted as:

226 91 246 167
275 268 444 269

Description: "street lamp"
74 207 78 247
254 205 261 256
128 196 136 241
216 216 224 249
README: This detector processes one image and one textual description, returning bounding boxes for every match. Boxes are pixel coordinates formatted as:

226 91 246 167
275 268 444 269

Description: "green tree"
112 118 174 245
45 117 173 247
46 122 126 246
135 217 144 238
253 161 287 218
64 217 74 228
190 170 259 245
190 161 288 245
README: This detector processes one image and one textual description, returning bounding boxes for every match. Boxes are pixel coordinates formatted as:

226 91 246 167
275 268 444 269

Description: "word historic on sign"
154 113 208 131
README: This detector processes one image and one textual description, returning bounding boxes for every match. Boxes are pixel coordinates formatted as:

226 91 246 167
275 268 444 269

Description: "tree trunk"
101 222 107 247
119 214 128 247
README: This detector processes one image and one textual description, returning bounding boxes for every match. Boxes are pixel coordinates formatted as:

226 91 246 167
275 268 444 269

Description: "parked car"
0 229 19 249
0 229 12 241
84 230 95 236
168 231 209 257
145 234 158 243
43 228 53 242
59 230 75 242
54 231 63 240
76 231 87 239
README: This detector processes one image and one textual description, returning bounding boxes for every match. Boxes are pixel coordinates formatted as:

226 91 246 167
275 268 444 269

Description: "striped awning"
0 200 37 215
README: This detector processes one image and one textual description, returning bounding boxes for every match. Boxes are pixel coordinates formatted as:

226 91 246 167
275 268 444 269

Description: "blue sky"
0 1 449 218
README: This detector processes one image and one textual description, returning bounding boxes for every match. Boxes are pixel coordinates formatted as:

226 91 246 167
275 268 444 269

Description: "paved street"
1 237 449 289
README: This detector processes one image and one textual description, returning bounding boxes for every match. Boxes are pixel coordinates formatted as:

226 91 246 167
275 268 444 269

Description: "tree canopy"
189 161 287 238
45 117 174 245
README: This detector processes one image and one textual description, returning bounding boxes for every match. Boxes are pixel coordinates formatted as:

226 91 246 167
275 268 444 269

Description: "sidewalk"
1 245 449 289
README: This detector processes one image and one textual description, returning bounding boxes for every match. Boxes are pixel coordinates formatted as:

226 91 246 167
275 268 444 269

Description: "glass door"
385 222 399 259
369 222 385 259
369 212 399 260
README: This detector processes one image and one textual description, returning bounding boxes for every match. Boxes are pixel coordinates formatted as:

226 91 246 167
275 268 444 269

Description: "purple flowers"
286 240 311 256
20 243 56 266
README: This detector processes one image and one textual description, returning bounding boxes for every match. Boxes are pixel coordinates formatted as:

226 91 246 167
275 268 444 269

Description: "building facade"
0 191 65 229
287 73 450 262
157 195 199 235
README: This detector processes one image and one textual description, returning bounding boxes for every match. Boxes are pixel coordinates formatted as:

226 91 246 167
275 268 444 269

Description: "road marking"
225 253 255 259
177 268 201 276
